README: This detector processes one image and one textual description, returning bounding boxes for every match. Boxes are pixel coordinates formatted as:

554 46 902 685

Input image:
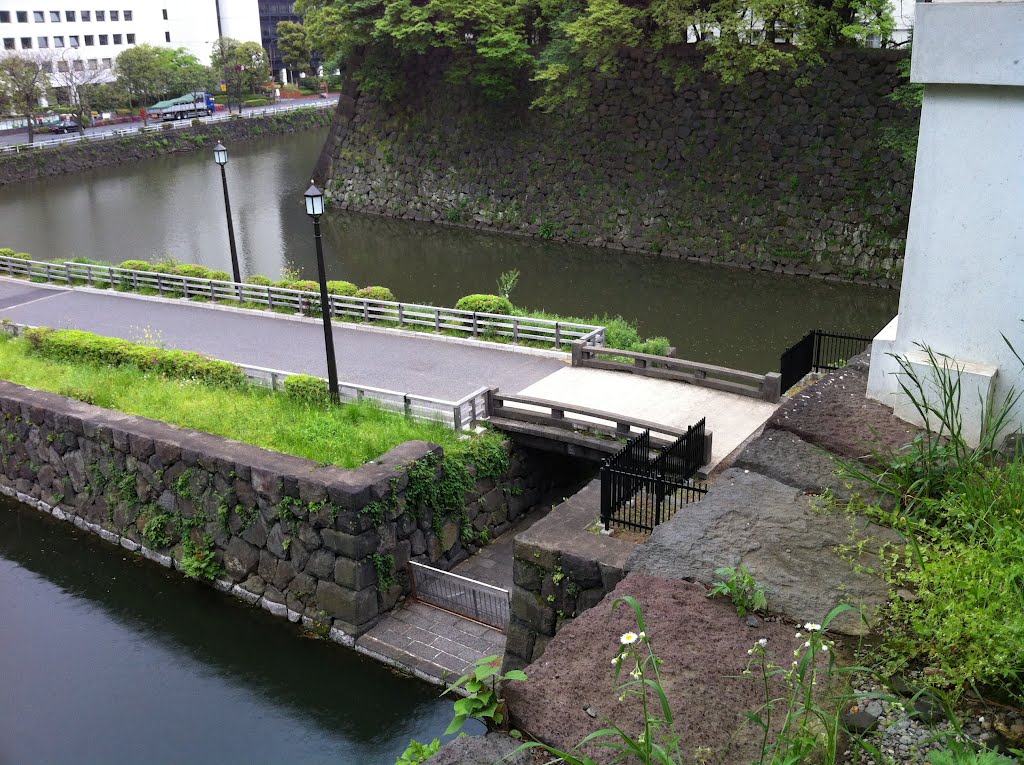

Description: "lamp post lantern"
213 142 242 285
304 182 339 402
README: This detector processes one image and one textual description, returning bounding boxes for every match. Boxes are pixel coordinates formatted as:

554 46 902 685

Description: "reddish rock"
505 573 806 765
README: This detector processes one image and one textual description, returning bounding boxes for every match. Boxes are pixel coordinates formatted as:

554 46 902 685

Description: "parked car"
37 119 82 134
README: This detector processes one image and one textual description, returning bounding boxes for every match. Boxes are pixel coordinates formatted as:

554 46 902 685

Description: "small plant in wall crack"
708 563 767 618
443 654 527 735
372 552 396 591
180 533 223 581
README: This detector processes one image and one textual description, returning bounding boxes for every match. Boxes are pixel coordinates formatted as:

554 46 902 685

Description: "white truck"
146 92 215 121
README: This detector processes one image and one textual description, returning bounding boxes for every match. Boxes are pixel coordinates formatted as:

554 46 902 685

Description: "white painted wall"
866 1 1024 445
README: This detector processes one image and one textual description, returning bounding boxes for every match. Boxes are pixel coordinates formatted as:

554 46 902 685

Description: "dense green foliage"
326 280 358 296
23 327 246 388
113 45 211 115
455 294 514 315
284 373 330 405
277 20 315 76
355 286 397 301
0 333 463 467
296 0 896 108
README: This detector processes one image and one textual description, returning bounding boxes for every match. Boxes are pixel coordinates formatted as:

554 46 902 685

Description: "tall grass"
0 334 461 468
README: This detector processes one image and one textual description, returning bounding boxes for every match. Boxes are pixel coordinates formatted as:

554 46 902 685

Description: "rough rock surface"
504 574 803 765
427 732 536 765
627 468 902 635
769 365 920 459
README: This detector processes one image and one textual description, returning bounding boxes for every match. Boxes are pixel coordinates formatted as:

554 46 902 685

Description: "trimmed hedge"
326 280 358 296
245 275 273 286
355 286 396 301
283 373 329 405
23 327 245 388
455 294 513 315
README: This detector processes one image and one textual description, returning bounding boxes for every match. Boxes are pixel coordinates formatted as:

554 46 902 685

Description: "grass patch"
0 333 461 467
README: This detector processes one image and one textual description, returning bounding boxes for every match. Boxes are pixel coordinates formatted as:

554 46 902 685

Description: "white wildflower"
620 632 639 645
758 638 768 647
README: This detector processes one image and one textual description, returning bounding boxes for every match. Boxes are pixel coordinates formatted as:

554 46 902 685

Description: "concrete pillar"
865 1 1024 446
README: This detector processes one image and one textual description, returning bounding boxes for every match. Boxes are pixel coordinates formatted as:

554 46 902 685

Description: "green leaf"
443 714 468 736
502 669 528 682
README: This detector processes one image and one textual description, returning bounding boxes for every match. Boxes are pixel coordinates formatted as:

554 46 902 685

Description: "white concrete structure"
865 1 1024 446
0 0 260 83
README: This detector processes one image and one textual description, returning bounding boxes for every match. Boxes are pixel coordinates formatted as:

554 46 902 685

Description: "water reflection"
0 129 898 372
0 498 456 765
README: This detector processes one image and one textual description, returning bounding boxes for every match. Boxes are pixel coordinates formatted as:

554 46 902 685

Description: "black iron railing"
780 329 872 392
652 417 706 482
409 561 509 631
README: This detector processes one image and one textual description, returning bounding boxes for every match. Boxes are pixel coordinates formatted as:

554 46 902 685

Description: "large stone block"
223 537 260 581
321 528 378 559
315 580 379 625
334 556 376 590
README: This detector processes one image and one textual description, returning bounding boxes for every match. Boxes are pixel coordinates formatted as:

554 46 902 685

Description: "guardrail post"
453 405 463 431
762 372 783 402
484 387 499 418
554 322 561 348
267 286 274 310
434 308 441 333
513 317 520 343
404 394 412 419
571 340 584 367
63 262 72 285
472 312 479 338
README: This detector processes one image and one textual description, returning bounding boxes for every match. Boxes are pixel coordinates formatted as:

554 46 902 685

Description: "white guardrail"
0 100 335 155
0 255 607 348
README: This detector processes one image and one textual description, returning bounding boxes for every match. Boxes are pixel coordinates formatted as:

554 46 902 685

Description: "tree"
276 20 314 78
0 52 52 144
50 51 112 135
296 0 896 109
211 37 271 112
114 45 210 124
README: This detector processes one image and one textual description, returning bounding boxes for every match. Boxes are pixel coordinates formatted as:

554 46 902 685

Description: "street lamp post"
304 182 339 403
213 142 242 285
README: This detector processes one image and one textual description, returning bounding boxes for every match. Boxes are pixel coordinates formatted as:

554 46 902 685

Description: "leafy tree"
276 20 314 77
0 52 52 143
113 45 209 123
296 0 896 108
50 52 112 135
211 37 271 111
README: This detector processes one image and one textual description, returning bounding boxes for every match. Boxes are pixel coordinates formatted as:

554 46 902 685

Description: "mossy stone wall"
323 50 916 286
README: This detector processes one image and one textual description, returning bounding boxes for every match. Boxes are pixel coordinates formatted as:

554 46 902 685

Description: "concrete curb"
0 277 572 361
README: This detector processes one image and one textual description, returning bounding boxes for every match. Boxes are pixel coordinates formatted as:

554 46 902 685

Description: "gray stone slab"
427 731 533 765
627 468 902 635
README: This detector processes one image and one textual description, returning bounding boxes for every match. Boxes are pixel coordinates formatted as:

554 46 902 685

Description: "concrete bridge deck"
0 279 778 469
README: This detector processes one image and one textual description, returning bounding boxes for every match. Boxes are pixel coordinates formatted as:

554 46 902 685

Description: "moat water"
0 128 898 372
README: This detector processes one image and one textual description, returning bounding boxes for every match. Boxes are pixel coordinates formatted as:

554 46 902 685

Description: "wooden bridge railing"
571 343 782 402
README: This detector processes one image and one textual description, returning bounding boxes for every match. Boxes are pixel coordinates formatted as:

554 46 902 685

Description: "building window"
21 36 32 48
125 32 134 43
0 12 9 23
38 36 48 47
66 10 75 21
34 11 45 22
112 32 120 43
57 59 68 71
3 38 14 50
95 10 104 21
110 10 118 21
164 31 170 42
53 34 64 46
101 56 111 67
50 11 60 22
73 59 84 70
41 61 52 72
17 10 28 22
81 10 90 21
98 33 107 44
162 8 167 20
84 34 93 44
87 57 97 69
69 34 79 46
123 10 131 20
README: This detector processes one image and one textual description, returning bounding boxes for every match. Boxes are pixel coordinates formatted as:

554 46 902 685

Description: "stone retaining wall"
323 49 916 286
0 107 331 187
0 380 549 640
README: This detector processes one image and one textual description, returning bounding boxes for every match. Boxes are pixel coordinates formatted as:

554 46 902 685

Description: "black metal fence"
780 329 873 392
409 561 510 631
600 424 708 533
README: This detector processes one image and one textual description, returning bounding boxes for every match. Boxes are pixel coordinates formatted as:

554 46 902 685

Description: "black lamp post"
213 142 242 285
304 182 339 403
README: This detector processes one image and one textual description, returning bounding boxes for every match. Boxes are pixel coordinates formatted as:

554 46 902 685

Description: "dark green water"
0 129 897 372
0 497 462 765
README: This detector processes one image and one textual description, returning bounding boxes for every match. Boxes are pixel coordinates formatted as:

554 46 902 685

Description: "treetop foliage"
295 0 898 107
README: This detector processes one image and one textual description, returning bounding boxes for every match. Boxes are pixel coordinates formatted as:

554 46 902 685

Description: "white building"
0 0 260 83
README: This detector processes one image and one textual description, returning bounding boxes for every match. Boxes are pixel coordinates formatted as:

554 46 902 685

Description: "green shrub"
355 286 396 302
0 248 18 259
242 97 270 107
117 259 153 272
273 279 296 289
326 280 358 296
284 374 329 405
23 327 245 388
455 294 513 315
147 262 176 274
245 275 273 286
190 118 203 127
173 264 211 279
207 270 231 282
288 280 321 293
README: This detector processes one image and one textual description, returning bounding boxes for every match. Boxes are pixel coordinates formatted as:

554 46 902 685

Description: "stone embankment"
0 380 549 642
322 50 916 286
0 107 331 187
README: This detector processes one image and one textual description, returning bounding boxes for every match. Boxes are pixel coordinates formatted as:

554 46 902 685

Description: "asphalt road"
0 282 565 401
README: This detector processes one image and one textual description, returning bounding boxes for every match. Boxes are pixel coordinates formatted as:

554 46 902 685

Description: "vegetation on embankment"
0 329 461 467
0 106 332 187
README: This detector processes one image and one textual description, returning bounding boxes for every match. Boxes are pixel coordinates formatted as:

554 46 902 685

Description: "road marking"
1 290 68 312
